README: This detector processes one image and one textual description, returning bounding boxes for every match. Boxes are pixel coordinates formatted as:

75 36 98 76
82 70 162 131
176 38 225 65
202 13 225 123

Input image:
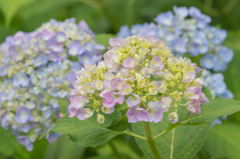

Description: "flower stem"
153 130 168 140
108 141 123 159
153 123 180 140
123 130 147 141
143 122 161 159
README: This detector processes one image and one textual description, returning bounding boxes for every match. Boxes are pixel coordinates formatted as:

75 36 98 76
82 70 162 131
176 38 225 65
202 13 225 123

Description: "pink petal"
113 92 125 104
126 107 138 123
111 78 125 90
68 107 77 117
76 108 93 120
109 37 120 47
182 72 196 83
135 108 149 122
151 56 164 71
103 91 114 102
103 99 117 108
126 94 141 107
123 57 138 69
119 84 132 95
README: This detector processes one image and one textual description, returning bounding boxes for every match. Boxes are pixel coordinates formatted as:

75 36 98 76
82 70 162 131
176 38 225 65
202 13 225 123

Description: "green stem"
143 122 161 159
153 123 180 140
108 141 123 159
153 129 168 140
123 131 147 141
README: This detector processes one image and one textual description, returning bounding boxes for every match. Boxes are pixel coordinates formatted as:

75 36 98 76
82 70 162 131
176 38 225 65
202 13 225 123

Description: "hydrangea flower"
68 35 209 125
117 6 233 72
201 70 234 99
0 18 104 151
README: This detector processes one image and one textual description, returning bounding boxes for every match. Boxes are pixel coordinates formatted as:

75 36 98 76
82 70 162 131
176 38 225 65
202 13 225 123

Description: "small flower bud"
176 72 182 80
158 84 167 93
168 112 179 124
97 114 105 123
178 83 184 90
172 91 181 102
169 81 176 88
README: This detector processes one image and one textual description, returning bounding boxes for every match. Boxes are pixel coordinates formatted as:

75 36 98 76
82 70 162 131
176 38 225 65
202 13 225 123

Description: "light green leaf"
52 111 122 147
179 98 240 124
0 0 36 27
132 115 211 159
95 33 116 49
203 123 240 159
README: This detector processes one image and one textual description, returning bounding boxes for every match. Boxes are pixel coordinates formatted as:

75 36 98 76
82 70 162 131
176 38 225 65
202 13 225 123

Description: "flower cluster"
69 35 209 125
117 6 233 72
0 18 104 151
202 70 234 99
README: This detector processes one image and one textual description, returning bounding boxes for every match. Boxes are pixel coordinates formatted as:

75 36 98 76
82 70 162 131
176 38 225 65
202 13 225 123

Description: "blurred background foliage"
0 0 240 158
0 0 240 42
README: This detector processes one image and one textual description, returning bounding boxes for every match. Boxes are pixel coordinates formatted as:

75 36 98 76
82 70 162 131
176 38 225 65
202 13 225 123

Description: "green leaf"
108 115 131 132
52 112 122 147
203 123 240 159
132 115 211 159
0 0 36 27
95 33 116 49
179 98 240 124
43 135 85 159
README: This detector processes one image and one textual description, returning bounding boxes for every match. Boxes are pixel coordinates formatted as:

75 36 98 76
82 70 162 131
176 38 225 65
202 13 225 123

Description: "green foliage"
0 0 36 27
202 87 213 101
30 140 48 159
0 127 30 159
52 110 131 147
108 115 131 132
224 31 240 101
85 139 141 159
203 123 240 159
43 135 85 159
0 25 17 43
95 33 116 49
132 115 211 159
179 97 240 124
53 116 121 147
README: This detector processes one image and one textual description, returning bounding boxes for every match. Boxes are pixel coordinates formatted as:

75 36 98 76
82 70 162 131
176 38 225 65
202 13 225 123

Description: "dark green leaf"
52 113 122 147
108 115 131 132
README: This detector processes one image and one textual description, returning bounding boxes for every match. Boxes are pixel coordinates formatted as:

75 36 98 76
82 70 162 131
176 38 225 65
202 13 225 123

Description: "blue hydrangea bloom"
202 70 234 99
0 18 104 151
117 6 233 72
